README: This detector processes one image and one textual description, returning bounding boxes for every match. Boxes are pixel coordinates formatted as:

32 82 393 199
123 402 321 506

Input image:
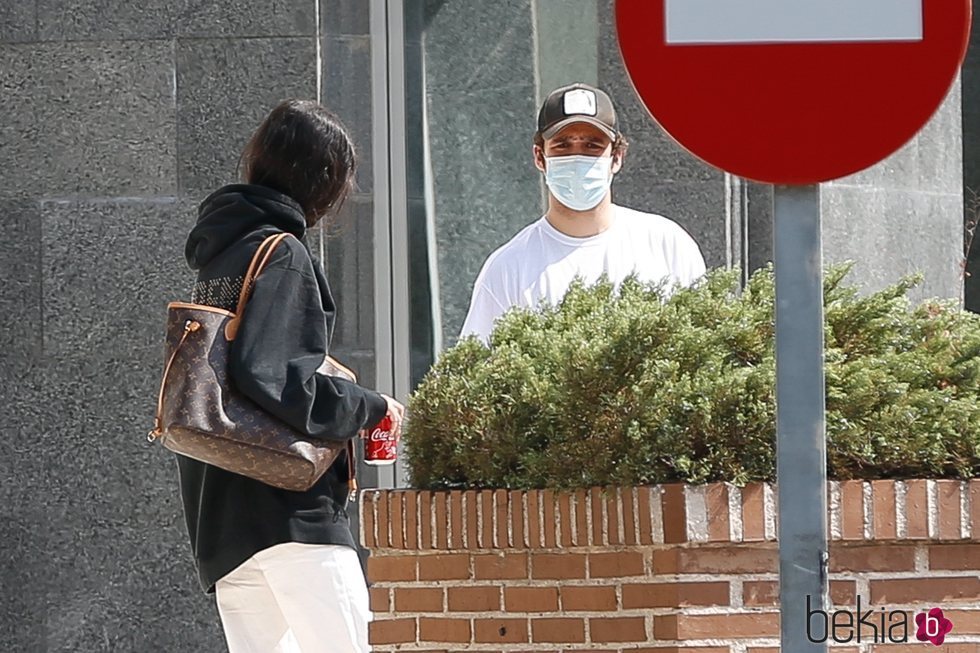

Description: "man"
459 83 707 342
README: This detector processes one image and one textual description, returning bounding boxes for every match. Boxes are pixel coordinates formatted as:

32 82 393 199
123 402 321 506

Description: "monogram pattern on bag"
159 304 350 492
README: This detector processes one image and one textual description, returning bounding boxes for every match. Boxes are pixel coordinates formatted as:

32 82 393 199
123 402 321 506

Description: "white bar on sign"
665 0 923 44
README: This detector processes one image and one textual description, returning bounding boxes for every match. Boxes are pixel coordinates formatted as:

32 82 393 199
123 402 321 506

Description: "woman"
178 99 403 653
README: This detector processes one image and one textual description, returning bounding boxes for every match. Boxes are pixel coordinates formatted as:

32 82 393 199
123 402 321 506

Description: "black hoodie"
177 184 388 593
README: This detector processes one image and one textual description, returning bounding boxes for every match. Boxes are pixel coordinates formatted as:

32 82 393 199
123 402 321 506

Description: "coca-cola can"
364 415 398 465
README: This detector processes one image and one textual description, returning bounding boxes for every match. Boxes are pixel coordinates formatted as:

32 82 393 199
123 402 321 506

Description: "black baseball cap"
536 83 618 141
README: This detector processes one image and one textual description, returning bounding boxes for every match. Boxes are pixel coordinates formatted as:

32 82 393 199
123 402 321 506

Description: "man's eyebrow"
552 134 606 143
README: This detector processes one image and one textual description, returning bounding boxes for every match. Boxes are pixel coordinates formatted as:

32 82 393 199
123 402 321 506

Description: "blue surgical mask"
543 155 613 211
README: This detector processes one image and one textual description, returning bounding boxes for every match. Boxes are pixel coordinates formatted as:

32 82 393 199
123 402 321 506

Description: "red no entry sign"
616 0 972 184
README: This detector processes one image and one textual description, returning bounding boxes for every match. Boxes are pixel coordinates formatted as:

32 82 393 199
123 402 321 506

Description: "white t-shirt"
459 204 707 342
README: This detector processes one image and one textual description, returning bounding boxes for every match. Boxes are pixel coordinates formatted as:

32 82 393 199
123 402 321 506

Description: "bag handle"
225 232 292 341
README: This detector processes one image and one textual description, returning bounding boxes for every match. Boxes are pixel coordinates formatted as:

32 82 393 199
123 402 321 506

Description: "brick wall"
361 480 980 652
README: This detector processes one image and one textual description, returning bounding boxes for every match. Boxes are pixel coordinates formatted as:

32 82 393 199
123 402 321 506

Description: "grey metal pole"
773 184 829 652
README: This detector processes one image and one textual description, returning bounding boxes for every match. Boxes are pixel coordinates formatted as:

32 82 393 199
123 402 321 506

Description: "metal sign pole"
773 184 829 652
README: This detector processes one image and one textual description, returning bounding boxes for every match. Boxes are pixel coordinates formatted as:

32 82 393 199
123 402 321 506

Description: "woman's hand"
380 394 405 439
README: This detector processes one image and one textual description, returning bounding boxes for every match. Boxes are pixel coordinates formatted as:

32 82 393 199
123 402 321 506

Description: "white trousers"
215 543 372 653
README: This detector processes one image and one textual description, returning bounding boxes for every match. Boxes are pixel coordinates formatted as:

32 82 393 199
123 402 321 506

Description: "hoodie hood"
185 184 308 270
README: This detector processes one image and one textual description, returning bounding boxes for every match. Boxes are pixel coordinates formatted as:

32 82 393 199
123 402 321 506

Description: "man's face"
533 122 623 174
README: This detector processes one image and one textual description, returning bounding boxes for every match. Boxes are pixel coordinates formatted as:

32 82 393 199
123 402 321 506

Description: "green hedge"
404 265 980 490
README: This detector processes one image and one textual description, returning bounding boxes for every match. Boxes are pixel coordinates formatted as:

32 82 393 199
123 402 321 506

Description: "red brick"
531 617 585 643
418 617 471 644
376 491 390 547
829 544 916 572
448 490 463 550
742 580 778 607
464 490 478 549
367 555 416 582
510 490 525 549
936 610 980 634
361 492 376 548
622 487 638 545
870 577 980 604
654 545 777 574
394 587 443 612
590 617 646 643
474 618 529 644
841 480 865 540
741 483 766 541
607 488 622 545
418 553 469 581
637 486 654 545
662 483 687 543
480 490 494 549
543 489 557 548
495 489 509 548
871 480 897 540
390 491 405 548
705 483 731 542
930 543 980 570
405 491 418 549
654 613 779 640
590 551 645 578
505 586 559 612
434 492 449 549
623 582 729 609
419 490 433 549
904 480 929 539
937 479 962 540
369 618 416 645
575 489 590 546
474 552 527 580
447 586 500 612
741 580 855 607
369 587 390 612
591 487 604 545
561 586 617 611
528 490 542 548
831 580 858 606
559 492 574 547
532 553 587 579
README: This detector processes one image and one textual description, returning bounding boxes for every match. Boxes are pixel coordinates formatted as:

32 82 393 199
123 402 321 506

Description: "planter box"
362 480 980 651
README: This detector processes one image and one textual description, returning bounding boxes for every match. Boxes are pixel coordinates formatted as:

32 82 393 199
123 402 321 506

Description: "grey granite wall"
823 79 964 303
0 2 360 650
962 0 980 311
420 0 542 344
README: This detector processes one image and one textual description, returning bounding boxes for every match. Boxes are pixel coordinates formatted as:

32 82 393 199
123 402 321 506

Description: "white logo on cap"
563 89 597 116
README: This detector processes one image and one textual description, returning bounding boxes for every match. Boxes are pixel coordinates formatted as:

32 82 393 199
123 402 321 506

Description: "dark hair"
240 99 356 227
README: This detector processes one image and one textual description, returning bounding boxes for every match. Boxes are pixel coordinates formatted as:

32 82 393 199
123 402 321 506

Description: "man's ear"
611 150 625 175
533 145 546 173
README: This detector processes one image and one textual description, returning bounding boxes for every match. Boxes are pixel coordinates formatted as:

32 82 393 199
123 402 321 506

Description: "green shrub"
404 265 980 490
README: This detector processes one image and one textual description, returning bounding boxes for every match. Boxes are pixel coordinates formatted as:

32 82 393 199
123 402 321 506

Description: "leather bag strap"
226 232 291 341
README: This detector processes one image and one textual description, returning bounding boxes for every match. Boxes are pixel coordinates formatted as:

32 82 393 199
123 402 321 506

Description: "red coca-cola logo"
370 428 393 442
